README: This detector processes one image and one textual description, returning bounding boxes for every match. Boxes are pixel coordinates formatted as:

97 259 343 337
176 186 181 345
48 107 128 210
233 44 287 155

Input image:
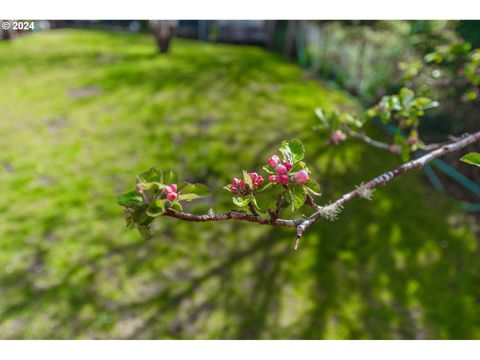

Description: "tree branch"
163 209 301 228
343 124 463 153
342 125 401 153
294 130 480 249
160 131 480 250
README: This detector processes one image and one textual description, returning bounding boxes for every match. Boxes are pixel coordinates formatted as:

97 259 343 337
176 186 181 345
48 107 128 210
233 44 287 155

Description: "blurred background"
0 20 479 339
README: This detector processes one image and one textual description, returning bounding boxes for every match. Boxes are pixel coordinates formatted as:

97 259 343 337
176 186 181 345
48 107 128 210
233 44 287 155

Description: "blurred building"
177 20 268 45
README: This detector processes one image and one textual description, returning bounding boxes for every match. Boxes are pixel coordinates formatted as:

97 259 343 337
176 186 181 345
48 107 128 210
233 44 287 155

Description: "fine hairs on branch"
157 131 480 250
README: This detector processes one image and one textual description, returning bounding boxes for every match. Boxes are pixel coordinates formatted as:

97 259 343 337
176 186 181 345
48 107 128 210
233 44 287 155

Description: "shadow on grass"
0 30 478 339
2 141 478 339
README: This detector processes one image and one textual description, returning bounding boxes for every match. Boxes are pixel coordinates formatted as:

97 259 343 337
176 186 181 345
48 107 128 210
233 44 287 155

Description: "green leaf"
131 208 153 225
288 183 306 211
465 90 477 101
425 52 443 64
136 224 153 241
137 167 162 183
414 97 439 110
255 184 284 211
263 165 275 174
366 107 378 118
117 191 144 207
279 140 292 162
162 170 178 184
314 107 329 129
178 183 210 201
461 152 480 167
279 139 305 164
177 181 190 192
249 195 260 210
291 161 306 173
255 182 272 193
242 170 253 188
400 88 415 107
146 199 165 217
169 201 183 212
304 179 321 196
380 111 391 123
288 139 305 163
232 196 250 208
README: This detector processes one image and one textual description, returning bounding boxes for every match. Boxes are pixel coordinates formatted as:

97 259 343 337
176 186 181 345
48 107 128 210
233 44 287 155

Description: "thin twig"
343 124 463 153
342 125 401 153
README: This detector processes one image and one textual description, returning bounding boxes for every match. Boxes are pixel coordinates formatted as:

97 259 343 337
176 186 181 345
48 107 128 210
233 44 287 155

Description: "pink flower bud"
164 185 173 194
388 145 400 154
169 183 177 192
226 184 237 193
407 135 418 145
278 175 289 184
330 130 347 145
268 175 278 183
249 172 259 183
135 184 143 194
232 178 241 187
255 175 264 188
275 164 288 175
167 192 177 201
294 170 309 184
283 161 292 171
249 172 263 188
268 155 280 168
239 180 246 189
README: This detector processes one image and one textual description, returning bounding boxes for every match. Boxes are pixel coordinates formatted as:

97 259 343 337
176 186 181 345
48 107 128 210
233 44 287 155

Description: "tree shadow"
0 29 479 339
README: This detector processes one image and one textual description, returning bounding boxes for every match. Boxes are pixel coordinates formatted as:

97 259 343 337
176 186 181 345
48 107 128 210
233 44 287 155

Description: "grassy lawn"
0 29 478 339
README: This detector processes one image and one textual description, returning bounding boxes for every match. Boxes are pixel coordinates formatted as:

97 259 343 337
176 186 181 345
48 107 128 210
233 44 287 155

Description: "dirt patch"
67 86 102 100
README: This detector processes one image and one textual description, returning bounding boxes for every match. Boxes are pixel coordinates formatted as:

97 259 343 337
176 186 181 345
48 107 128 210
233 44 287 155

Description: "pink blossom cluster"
163 183 178 201
266 155 309 185
330 130 347 145
226 172 264 195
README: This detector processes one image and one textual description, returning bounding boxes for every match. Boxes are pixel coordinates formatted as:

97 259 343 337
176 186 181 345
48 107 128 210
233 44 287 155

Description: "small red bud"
249 172 260 183
249 172 264 188
330 130 347 145
268 175 278 183
164 185 173 194
388 145 399 153
170 183 177 192
226 184 238 193
167 192 177 201
268 155 280 168
283 161 293 171
278 175 289 184
294 170 309 184
275 164 288 175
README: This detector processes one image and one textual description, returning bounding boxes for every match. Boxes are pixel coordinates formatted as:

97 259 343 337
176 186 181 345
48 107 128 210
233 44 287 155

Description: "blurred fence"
298 21 417 103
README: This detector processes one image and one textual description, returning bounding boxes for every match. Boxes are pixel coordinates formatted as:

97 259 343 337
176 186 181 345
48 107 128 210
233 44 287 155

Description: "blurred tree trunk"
284 21 297 59
265 20 277 50
149 20 178 53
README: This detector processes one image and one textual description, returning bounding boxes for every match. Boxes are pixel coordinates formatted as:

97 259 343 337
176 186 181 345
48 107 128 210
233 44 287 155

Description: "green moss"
0 29 478 339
